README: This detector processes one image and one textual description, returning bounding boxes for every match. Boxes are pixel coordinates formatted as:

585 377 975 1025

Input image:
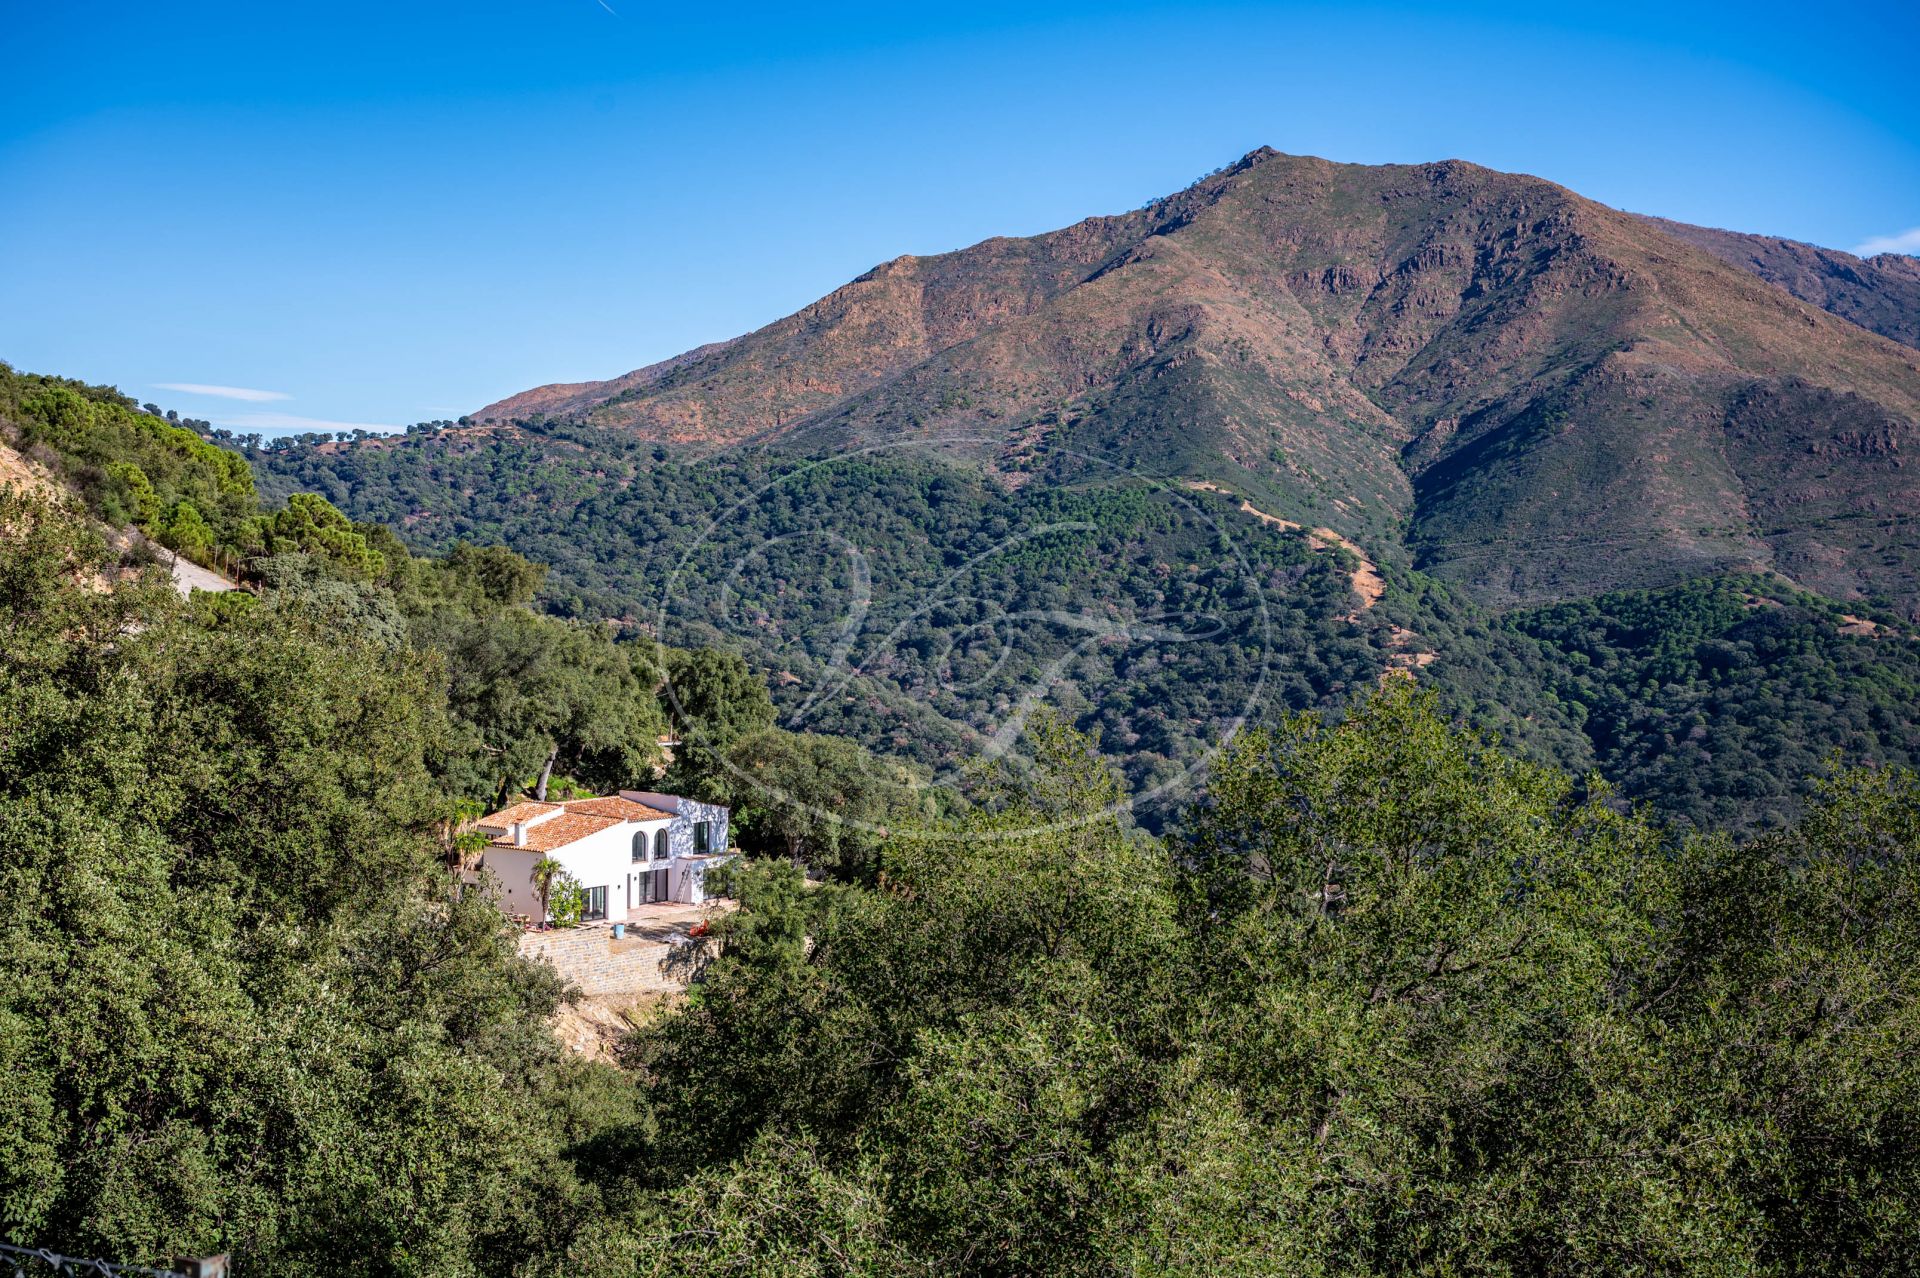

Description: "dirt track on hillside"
1185 481 1385 612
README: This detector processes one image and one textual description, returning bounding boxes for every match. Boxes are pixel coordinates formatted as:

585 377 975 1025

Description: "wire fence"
0 1241 218 1278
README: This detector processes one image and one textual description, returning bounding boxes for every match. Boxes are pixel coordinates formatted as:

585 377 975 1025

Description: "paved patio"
517 902 730 996
609 901 710 944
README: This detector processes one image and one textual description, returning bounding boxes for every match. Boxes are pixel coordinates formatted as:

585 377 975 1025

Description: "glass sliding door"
631 868 672 906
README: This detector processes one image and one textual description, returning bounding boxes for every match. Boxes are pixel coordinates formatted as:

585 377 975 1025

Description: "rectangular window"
693 820 710 854
584 885 607 921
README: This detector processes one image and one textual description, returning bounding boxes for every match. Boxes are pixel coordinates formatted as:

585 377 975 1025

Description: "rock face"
0 440 62 500
475 150 1920 612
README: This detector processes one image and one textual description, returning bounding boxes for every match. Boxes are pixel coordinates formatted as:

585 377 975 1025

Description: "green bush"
547 871 585 927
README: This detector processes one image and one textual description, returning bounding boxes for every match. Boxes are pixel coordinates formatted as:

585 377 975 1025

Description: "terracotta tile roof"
490 811 620 853
561 796 674 822
476 800 559 830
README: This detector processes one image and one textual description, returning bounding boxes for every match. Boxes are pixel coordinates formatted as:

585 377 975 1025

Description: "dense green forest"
254 417 1920 833
0 371 926 1271
5 368 1918 1273
252 418 1394 813
589 699 1920 1276
0 364 910 844
5 484 1917 1271
1 368 256 574
1 488 608 1273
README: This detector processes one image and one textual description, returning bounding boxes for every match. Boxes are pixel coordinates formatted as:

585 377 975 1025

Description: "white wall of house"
539 817 673 923
672 855 734 905
620 791 731 858
466 847 542 921
471 797 736 922
520 819 733 918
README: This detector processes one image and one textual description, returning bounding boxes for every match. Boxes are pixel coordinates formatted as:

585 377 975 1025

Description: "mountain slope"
253 150 1920 830
476 149 1920 613
1634 214 1920 350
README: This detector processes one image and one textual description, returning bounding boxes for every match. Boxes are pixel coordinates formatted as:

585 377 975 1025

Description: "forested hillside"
6 365 1920 1274
0 369 923 1271
258 416 1920 835
1 485 621 1274
0 363 918 849
245 149 1920 835
581 696 1920 1276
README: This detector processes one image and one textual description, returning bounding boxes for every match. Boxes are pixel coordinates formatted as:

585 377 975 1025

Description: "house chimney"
511 821 527 848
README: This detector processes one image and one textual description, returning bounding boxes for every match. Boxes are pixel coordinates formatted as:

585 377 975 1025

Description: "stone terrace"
517 903 716 996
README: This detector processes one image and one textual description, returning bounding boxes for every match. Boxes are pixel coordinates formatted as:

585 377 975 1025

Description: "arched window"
653 828 670 861
632 831 646 863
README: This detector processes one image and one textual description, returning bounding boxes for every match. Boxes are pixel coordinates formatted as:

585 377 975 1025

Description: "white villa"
466 790 732 924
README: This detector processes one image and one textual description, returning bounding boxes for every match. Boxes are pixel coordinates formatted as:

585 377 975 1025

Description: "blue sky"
3 1 1917 435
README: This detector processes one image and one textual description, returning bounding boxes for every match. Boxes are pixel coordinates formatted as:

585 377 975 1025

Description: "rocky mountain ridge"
475 149 1920 613
1632 214 1920 351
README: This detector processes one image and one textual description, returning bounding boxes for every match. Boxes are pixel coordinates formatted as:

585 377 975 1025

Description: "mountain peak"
472 152 1920 612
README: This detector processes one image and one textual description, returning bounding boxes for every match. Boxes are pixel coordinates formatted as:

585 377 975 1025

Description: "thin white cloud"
1852 227 1920 257
221 411 401 435
155 382 293 403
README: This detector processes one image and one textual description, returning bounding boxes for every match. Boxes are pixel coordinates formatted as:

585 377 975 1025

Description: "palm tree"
530 856 564 926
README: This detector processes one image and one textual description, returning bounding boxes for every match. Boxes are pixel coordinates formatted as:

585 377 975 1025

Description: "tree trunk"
534 744 559 802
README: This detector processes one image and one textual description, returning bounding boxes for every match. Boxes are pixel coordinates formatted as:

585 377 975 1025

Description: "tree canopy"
725 727 929 877
5 366 1919 1274
586 688 1920 1276
0 490 630 1276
